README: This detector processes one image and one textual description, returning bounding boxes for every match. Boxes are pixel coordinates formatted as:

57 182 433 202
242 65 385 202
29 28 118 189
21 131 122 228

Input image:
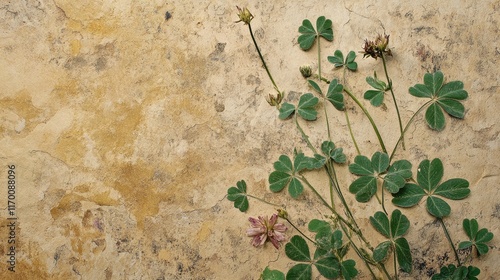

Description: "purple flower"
246 214 287 249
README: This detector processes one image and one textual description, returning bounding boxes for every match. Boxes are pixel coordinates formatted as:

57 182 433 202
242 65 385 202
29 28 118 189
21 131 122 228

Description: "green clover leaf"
321 140 346 164
458 218 494 255
261 267 285 280
364 73 389 107
226 180 249 212
297 93 319 120
370 210 412 273
286 263 312 280
298 16 333 51
326 79 345 111
327 50 357 71
279 102 296 120
431 264 480 280
392 158 470 218
409 71 468 131
383 160 412 193
286 235 311 262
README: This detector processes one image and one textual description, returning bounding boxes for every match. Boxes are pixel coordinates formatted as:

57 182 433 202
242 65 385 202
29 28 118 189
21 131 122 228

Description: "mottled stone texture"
0 0 498 279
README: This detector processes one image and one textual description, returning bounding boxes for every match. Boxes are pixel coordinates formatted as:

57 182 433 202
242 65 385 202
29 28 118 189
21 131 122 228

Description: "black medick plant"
226 6 493 280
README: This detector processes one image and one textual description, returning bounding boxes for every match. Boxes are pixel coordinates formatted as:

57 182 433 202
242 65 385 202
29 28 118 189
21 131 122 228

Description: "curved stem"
285 217 316 245
344 88 387 153
390 99 434 161
294 114 317 154
248 24 281 94
438 218 462 266
381 53 405 150
246 194 283 208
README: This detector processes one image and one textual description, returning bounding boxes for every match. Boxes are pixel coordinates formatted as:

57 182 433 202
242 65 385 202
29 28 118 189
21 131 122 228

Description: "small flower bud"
299 65 313 78
235 6 253 25
277 208 288 219
265 91 284 108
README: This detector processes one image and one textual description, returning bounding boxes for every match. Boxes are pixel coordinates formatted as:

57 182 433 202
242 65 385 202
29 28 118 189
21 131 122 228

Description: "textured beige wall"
0 0 498 279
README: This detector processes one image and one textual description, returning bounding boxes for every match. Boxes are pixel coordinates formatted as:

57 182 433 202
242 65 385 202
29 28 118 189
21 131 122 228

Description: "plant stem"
247 23 281 95
381 53 405 150
342 68 361 155
393 248 399 280
317 36 322 81
438 217 462 266
344 88 387 154
246 194 283 208
285 217 317 245
294 114 317 154
389 99 434 161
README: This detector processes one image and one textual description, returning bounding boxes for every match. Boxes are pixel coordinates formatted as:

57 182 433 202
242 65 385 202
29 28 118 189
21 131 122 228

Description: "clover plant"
227 6 494 280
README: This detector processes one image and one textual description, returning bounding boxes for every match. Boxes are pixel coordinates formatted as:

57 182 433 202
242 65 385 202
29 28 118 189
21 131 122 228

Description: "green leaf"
371 152 389 173
438 80 468 99
395 237 412 273
461 219 494 255
391 209 410 238
437 98 465 118
269 171 291 192
425 102 446 131
286 235 311 262
458 240 474 250
261 267 285 280
331 230 343 250
297 93 318 120
274 155 293 173
314 256 340 279
286 263 312 280
434 178 470 200
370 211 390 238
307 79 322 94
327 50 344 68
387 160 412 179
432 264 480 280
316 16 333 41
288 177 304 198
424 71 444 95
392 183 425 207
426 196 451 218
340 260 358 280
227 180 249 212
476 228 494 244
463 218 479 240
345 51 358 71
349 176 377 202
298 19 316 51
417 158 443 193
308 219 330 232
349 155 374 176
294 153 325 172
383 174 406 193
373 241 392 262
409 83 432 98
364 90 384 107
331 148 346 163
326 79 344 110
366 75 387 91
279 103 296 119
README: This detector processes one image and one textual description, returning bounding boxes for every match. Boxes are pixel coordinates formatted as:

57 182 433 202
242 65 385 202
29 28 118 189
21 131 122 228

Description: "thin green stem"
381 53 405 150
246 194 283 208
247 24 281 94
341 67 361 155
317 37 322 81
390 99 434 161
438 218 462 266
394 249 399 280
324 102 332 141
344 88 387 154
294 114 317 154
285 217 317 245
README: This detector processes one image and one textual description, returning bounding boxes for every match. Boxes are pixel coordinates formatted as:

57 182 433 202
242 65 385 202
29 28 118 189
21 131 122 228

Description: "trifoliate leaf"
227 180 249 212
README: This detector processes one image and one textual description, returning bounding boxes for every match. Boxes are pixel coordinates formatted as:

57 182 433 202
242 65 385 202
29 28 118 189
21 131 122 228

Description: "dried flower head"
265 91 284 108
361 34 392 59
299 65 313 78
246 214 287 249
235 6 253 25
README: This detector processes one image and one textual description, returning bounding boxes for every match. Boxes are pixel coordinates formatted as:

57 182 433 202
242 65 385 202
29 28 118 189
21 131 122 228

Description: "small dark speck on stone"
165 11 172 20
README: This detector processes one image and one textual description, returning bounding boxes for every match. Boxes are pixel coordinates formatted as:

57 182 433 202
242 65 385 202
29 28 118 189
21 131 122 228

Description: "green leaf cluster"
321 141 346 164
227 180 249 212
308 79 344 111
279 93 319 120
370 210 412 272
431 264 480 280
409 71 468 131
392 158 470 218
364 73 390 107
269 152 326 198
298 16 333 51
458 219 494 255
348 152 412 202
285 233 357 280
327 50 357 71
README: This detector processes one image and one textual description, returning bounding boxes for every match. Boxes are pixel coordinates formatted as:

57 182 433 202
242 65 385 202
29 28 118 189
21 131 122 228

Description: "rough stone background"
0 0 498 279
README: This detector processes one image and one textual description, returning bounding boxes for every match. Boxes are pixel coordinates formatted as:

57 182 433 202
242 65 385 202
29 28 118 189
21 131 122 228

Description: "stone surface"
0 0 498 279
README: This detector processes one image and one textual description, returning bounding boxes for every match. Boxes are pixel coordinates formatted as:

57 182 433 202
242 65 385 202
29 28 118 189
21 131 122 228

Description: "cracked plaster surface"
0 0 498 279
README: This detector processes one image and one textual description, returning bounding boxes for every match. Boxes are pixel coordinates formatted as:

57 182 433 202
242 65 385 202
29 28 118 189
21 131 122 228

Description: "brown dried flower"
235 6 253 25
361 34 392 59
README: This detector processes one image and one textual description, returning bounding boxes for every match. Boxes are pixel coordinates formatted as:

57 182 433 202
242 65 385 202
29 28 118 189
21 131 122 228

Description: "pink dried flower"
246 214 287 249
